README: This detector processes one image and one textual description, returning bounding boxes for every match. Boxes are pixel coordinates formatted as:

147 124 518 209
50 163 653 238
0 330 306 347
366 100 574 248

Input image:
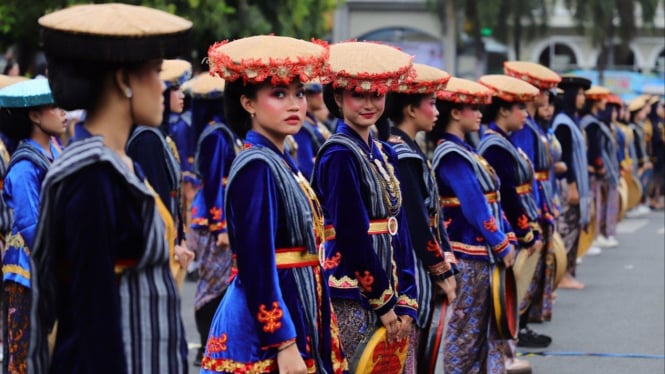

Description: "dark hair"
160 89 173 134
0 107 34 140
46 54 144 115
223 79 260 139
191 96 224 140
629 107 642 124
385 92 429 125
323 83 344 119
2 58 18 75
429 100 464 142
558 86 581 117
481 97 514 124
647 100 661 126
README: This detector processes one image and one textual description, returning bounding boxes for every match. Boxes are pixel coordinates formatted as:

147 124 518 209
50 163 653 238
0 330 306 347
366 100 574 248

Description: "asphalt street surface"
179 209 665 373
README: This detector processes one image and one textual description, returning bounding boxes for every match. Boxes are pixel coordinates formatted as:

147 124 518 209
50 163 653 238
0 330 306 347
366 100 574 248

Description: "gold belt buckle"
388 216 398 235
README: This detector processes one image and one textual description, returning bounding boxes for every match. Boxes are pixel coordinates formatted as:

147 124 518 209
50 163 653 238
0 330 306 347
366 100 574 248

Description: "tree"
426 0 549 76
564 0 659 81
0 0 337 75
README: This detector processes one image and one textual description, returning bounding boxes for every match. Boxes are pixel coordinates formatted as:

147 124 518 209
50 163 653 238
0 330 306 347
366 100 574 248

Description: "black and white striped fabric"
28 136 187 374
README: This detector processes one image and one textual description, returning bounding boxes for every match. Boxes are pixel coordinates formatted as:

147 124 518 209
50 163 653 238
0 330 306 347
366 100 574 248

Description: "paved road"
179 210 665 373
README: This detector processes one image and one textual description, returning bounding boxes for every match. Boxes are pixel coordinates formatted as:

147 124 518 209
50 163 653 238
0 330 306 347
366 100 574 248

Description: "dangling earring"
250 112 255 118
124 87 133 99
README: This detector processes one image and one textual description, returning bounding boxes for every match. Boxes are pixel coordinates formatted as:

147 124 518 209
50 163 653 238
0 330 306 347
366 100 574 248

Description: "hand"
395 315 413 342
502 247 516 268
567 182 580 205
554 161 567 175
277 342 307 374
435 277 457 303
379 310 400 343
174 241 195 270
528 239 543 256
216 232 229 250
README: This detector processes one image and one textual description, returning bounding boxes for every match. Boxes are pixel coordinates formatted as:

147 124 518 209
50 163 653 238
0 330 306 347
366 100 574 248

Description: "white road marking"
617 219 649 234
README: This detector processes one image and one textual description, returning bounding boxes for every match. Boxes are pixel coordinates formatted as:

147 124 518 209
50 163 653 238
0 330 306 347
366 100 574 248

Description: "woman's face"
413 94 439 133
537 103 554 122
127 60 165 127
657 102 664 119
33 105 67 136
459 104 483 133
575 88 586 111
336 90 386 129
247 81 307 139
504 102 528 131
169 87 185 114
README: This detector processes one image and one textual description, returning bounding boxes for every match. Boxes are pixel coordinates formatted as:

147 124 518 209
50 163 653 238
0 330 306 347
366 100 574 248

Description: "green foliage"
564 0 659 48
0 0 338 69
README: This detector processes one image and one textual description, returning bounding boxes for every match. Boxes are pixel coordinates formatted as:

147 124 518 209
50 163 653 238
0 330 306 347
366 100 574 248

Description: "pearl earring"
124 87 133 99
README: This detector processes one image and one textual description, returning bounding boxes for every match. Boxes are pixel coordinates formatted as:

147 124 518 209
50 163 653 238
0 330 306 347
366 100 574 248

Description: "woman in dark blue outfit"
383 63 458 372
432 77 517 374
312 41 418 371
182 73 237 367
201 35 346 374
0 78 65 373
126 59 195 288
28 4 192 373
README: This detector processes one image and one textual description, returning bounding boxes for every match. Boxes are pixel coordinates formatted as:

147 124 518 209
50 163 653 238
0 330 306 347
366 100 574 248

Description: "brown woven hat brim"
182 73 226 99
585 86 610 101
326 41 414 94
437 77 493 104
39 4 191 62
208 35 329 85
395 64 450 94
504 61 561 90
160 60 192 88
479 75 539 102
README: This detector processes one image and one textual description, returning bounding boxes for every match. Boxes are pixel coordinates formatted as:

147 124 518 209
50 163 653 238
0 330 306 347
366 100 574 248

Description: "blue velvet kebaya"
202 131 346 373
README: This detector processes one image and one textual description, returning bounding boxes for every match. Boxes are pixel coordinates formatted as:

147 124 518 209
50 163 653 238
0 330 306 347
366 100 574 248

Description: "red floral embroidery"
476 236 485 242
354 270 375 292
257 302 284 333
210 207 222 221
483 217 498 232
444 218 452 229
426 239 443 258
207 333 228 353
517 214 530 230
323 252 342 270
191 206 198 216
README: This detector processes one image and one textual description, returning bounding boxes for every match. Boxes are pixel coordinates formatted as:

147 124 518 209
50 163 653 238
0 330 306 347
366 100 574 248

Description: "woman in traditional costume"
28 4 192 372
201 35 346 374
503 62 561 324
0 78 65 373
126 59 195 288
432 77 517 374
551 76 592 289
383 63 458 372
183 73 237 367
311 41 418 365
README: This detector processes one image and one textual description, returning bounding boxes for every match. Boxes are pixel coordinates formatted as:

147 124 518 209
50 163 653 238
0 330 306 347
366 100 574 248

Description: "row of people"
0 3 662 373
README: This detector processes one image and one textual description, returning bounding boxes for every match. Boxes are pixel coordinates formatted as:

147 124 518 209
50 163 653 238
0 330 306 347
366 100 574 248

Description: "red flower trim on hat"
207 38 330 85
325 64 416 95
585 93 610 101
437 89 492 105
504 68 560 90
480 81 537 103
395 76 451 95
